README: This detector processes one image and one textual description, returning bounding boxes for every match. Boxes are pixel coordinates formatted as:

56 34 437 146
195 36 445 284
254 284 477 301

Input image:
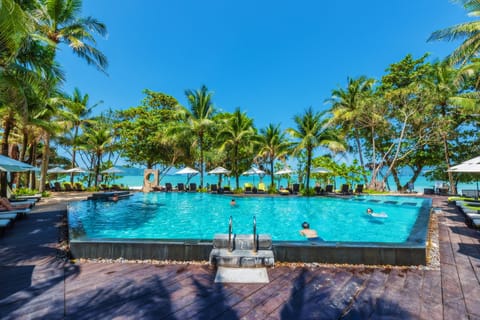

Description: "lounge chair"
74 182 85 191
0 218 13 236
257 183 266 194
189 183 197 192
1 197 33 210
210 184 218 193
339 184 351 195
325 185 334 194
354 184 364 194
244 183 253 194
292 184 300 195
54 182 63 192
63 182 74 191
165 183 173 192
222 186 233 194
314 186 323 195
278 188 290 196
177 183 185 191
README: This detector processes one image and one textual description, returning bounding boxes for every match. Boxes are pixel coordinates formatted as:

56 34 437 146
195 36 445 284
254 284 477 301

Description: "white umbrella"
448 155 480 198
311 167 330 174
242 167 265 176
0 155 36 172
47 166 68 174
101 167 124 174
175 166 199 185
208 166 231 175
208 166 231 188
242 167 266 184
101 167 124 183
275 168 293 175
65 167 88 173
175 166 199 175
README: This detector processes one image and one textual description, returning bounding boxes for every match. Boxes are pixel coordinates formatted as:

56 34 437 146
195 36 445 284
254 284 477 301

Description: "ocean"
109 172 475 194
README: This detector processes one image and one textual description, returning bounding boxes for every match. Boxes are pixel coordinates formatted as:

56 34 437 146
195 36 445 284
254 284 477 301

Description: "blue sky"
58 0 467 130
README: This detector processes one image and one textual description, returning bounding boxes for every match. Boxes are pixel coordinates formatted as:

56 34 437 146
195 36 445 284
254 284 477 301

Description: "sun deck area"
0 193 479 319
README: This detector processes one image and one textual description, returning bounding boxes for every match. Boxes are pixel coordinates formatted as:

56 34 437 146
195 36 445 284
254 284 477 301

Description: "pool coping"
69 197 432 266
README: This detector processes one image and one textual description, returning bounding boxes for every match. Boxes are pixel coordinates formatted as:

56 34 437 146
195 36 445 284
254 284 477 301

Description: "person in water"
366 208 388 218
230 199 236 206
299 222 322 241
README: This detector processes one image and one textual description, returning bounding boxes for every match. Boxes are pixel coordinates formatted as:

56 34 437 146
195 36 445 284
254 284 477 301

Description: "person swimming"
299 222 323 241
230 199 237 207
366 208 388 218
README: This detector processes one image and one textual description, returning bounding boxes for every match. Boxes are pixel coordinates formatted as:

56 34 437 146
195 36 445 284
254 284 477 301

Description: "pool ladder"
227 215 258 253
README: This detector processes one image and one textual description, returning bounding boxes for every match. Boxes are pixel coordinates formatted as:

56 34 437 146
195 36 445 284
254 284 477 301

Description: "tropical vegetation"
1 0 479 196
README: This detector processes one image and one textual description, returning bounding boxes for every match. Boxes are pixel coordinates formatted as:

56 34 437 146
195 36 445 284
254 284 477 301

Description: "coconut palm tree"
287 107 346 194
183 85 216 187
428 0 480 66
217 108 257 189
62 88 102 182
33 0 108 71
257 123 291 190
329 76 374 183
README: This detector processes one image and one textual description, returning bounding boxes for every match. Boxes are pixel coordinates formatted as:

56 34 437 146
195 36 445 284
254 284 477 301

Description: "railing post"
228 216 233 252
253 216 257 253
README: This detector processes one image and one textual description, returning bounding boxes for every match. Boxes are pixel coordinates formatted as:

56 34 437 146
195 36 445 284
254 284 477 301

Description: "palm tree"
33 0 108 71
329 76 374 183
257 124 291 190
428 0 480 65
80 117 114 187
217 108 256 189
287 107 346 194
184 85 215 187
62 88 102 182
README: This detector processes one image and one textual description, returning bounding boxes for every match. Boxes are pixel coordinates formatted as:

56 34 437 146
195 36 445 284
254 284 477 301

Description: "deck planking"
0 195 479 319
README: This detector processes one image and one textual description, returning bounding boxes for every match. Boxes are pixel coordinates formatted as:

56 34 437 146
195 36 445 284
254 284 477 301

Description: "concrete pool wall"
69 197 431 266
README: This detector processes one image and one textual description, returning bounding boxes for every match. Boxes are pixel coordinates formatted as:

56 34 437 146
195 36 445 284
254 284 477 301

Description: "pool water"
68 193 431 243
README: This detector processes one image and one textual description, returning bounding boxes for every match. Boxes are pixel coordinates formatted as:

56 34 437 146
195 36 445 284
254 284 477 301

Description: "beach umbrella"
274 168 294 175
47 167 68 174
448 155 480 199
0 155 36 172
175 166 199 184
101 167 124 183
65 167 89 183
208 166 231 187
242 167 266 184
311 167 330 174
47 166 68 182
101 167 124 174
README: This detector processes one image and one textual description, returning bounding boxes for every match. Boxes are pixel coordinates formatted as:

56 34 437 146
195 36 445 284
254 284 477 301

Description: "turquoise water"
68 193 430 243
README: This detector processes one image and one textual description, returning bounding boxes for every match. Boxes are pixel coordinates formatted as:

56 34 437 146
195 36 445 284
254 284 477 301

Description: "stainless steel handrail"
228 216 233 252
252 216 257 253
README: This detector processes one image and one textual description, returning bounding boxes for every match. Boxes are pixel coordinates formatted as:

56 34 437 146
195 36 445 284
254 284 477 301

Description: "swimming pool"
68 193 432 265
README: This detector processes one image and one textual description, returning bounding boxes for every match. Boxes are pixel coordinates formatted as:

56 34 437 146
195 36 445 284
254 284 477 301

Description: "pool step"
209 234 275 268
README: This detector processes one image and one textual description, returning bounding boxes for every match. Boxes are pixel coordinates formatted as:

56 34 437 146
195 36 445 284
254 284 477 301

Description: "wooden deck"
0 195 479 319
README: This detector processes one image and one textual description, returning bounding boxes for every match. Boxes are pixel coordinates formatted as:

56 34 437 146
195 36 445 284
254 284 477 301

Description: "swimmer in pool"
366 208 388 218
230 199 237 207
299 222 323 240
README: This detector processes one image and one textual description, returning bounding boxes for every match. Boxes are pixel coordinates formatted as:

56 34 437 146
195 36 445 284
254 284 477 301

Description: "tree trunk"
1 113 14 156
39 132 50 193
354 129 368 183
71 126 79 183
305 148 312 193
442 134 456 194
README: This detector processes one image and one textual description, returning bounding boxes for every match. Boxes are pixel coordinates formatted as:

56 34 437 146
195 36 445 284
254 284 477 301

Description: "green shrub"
13 187 38 196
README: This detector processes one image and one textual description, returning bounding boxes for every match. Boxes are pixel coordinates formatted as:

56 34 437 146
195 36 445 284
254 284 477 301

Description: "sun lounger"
177 183 185 191
325 185 334 194
244 183 253 194
189 183 197 192
165 183 172 192
257 183 266 194
354 184 364 194
222 186 233 194
0 218 12 236
210 184 218 193
292 184 300 195
278 188 290 195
